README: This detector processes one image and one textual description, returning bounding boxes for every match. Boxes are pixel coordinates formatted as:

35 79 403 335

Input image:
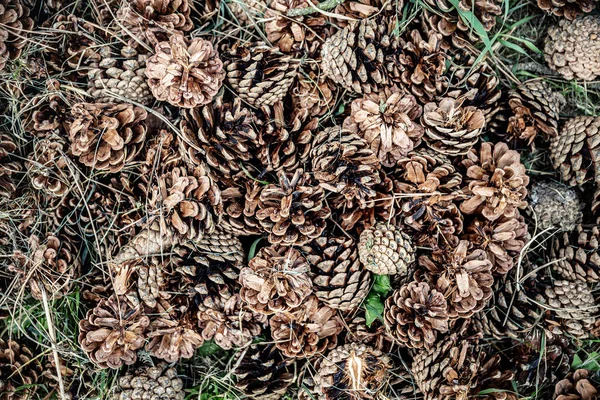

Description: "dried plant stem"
287 0 347 16
40 284 66 400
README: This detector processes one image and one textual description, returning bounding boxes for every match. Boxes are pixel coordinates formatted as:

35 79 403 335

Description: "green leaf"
498 39 528 56
447 0 490 46
197 340 221 356
364 293 385 327
572 352 600 372
501 35 542 54
372 274 392 296
248 237 263 262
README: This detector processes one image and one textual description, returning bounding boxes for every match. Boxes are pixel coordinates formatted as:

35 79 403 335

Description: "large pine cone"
530 181 583 231
358 222 415 276
26 133 71 197
302 236 371 312
538 0 595 19
65 102 147 173
384 281 449 349
0 339 44 400
554 369 598 400
550 116 600 186
347 87 424 167
460 142 530 221
545 16 600 81
551 225 600 283
239 244 312 315
78 295 150 369
114 363 185 400
254 169 331 245
146 35 225 108
544 279 598 339
0 0 33 71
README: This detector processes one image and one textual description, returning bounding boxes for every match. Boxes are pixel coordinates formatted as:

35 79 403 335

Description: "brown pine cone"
26 133 71 197
78 295 150 369
421 97 485 156
220 186 264 236
0 0 33 71
114 363 185 400
530 181 583 231
233 343 296 400
358 222 415 276
460 142 530 221
332 0 393 22
0 133 21 198
0 339 43 400
291 69 337 117
551 225 600 283
343 316 395 353
24 82 73 138
543 279 598 339
228 0 267 25
384 281 449 349
346 87 424 167
545 16 600 81
65 102 147 173
224 42 299 108
145 35 225 108
239 244 313 315
193 227 244 265
270 295 343 358
550 116 600 186
302 236 371 312
254 169 331 245
420 240 494 319
538 0 595 19
554 369 598 400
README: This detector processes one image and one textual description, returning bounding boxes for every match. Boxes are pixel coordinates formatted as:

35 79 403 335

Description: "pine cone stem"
287 0 347 16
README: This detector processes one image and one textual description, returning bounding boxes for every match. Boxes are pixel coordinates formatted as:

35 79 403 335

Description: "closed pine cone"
114 363 185 400
550 116 600 186
78 295 150 369
460 142 530 221
545 16 600 81
0 0 33 71
551 225 600 283
543 280 598 339
530 181 583 231
239 244 313 315
554 369 598 400
358 222 415 276
0 339 44 400
26 133 71 197
384 281 449 349
537 0 595 19
347 87 424 167
146 35 225 108
65 102 147 173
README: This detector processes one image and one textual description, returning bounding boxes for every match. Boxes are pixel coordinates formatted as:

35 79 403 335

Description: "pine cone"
384 281 449 349
343 316 395 353
358 222 415 276
347 87 424 167
0 133 21 198
239 244 313 315
65 102 147 173
538 0 595 20
0 339 43 400
114 363 185 400
554 369 598 400
224 42 299 108
26 133 71 197
313 343 392 399
233 343 296 400
0 0 33 71
220 186 264 236
333 0 392 22
421 97 485 156
87 45 153 105
530 181 583 231
25 82 72 137
551 225 600 283
270 295 343 358
78 295 150 369
302 236 371 312
420 240 494 319
145 34 225 108
544 279 598 339
254 169 331 245
460 142 530 221
545 16 600 81
291 68 337 117
228 0 267 25
550 116 600 186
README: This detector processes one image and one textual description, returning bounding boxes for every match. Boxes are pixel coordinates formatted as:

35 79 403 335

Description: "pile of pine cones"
1 0 600 399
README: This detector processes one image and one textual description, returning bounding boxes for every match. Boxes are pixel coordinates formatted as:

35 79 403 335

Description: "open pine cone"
26 133 71 197
554 369 598 400
114 363 185 400
0 339 44 400
538 0 595 19
0 0 33 71
358 222 415 276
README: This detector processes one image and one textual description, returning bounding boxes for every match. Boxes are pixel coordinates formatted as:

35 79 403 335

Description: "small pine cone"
544 280 598 339
420 240 494 319
114 363 185 400
302 236 371 312
545 16 600 81
0 133 21 198
65 102 147 173
233 343 296 400
313 343 392 400
460 142 530 221
554 369 598 400
197 294 266 350
26 134 71 197
531 181 583 231
506 79 565 146
384 281 449 349
291 69 337 117
146 35 225 108
347 87 424 167
193 227 244 265
550 116 600 186
0 339 43 400
25 83 72 137
310 126 381 210
180 96 257 185
255 169 331 246
0 0 33 71
239 244 313 315
358 222 415 276
87 45 153 106
421 97 485 156
78 295 150 369
538 0 595 19
551 225 600 283
224 43 299 108
464 215 528 276
130 258 169 308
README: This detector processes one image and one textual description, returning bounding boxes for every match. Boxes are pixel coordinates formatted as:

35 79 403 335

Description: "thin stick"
40 284 66 400
287 0 347 17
